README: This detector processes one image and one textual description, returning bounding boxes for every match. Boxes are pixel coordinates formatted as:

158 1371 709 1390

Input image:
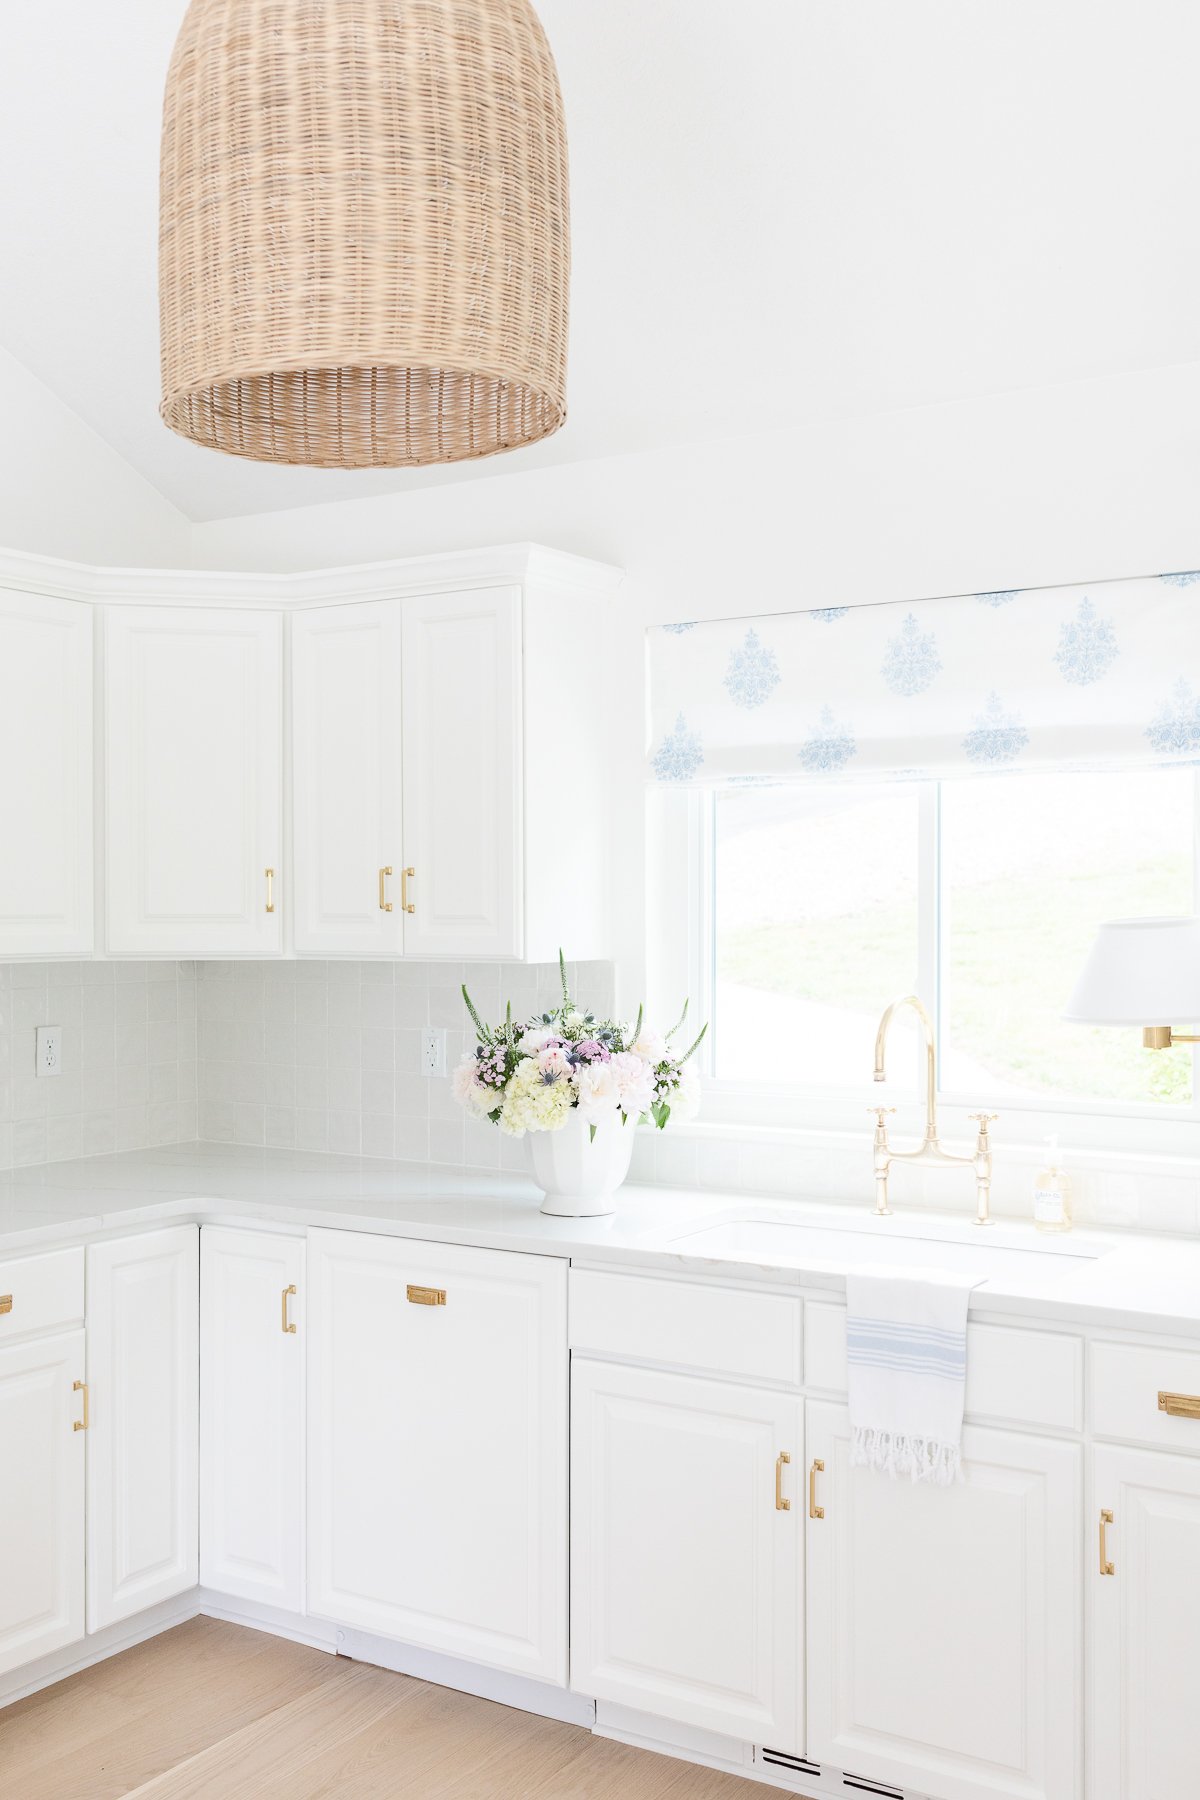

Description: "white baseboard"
0 1594 202 1709
194 1588 339 1654
332 1623 596 1728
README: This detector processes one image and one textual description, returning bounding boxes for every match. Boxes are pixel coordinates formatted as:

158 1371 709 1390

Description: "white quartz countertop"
3 1141 1200 1339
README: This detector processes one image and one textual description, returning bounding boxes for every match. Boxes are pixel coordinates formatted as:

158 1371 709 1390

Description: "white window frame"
646 772 1200 1160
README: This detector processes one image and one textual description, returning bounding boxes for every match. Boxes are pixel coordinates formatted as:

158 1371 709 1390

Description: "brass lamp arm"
1143 1026 1200 1050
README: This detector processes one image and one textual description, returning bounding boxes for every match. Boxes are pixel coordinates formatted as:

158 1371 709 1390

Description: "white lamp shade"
1064 917 1200 1027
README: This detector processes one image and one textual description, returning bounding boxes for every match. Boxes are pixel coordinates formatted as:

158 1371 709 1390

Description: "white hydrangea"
452 1054 498 1119
498 1061 575 1137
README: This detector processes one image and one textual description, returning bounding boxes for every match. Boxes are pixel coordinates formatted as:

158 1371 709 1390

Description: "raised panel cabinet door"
401 586 522 959
200 1228 304 1613
1092 1444 1200 1800
105 606 282 956
306 1229 567 1683
87 1228 199 1631
291 601 404 956
806 1401 1081 1800
0 592 93 956
570 1360 803 1752
0 1330 86 1676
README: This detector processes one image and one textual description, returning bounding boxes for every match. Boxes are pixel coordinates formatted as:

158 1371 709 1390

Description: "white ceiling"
1 2 1197 524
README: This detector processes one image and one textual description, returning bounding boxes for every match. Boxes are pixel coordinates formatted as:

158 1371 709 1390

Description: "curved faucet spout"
873 994 938 1147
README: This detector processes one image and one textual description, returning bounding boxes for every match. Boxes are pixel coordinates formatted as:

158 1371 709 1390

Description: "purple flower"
570 1039 612 1064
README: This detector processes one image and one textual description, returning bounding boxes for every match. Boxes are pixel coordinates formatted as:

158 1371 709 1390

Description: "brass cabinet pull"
73 1380 89 1432
379 867 394 913
809 1458 825 1520
407 1284 446 1307
401 867 416 915
1099 1508 1115 1576
265 868 276 914
281 1285 297 1334
0 1294 11 1315
1158 1390 1200 1419
775 1451 792 1512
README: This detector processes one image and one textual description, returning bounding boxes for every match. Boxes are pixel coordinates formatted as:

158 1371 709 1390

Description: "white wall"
0 345 187 566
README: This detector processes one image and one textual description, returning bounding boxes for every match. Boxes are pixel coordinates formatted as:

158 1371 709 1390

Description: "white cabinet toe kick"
3 1227 1199 1800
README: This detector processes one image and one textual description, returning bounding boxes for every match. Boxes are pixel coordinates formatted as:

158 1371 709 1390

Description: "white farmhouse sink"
663 1210 1112 1281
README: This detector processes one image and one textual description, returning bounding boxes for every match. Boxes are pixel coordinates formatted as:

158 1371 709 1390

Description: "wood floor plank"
0 1619 351 1800
2 1618 771 1800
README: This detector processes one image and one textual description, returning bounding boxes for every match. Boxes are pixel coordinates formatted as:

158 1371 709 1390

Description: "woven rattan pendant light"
159 0 569 468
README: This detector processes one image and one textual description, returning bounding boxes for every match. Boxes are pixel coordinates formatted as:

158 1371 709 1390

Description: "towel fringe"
851 1424 962 1487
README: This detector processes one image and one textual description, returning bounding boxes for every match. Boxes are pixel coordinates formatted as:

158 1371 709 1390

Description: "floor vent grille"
761 1749 823 1778
843 1776 905 1799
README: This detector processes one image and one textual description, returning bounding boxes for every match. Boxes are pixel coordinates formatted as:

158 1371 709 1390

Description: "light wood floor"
0 1617 773 1798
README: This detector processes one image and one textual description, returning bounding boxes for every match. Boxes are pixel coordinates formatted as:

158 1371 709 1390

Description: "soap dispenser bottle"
1033 1135 1073 1234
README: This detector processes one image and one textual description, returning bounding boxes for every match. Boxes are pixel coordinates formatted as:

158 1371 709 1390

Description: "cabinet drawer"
0 1246 84 1343
1091 1339 1200 1451
570 1269 802 1387
805 1302 1082 1432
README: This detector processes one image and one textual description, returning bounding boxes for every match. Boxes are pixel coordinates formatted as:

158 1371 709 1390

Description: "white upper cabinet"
105 606 283 957
0 592 93 957
806 1401 1081 1800
292 600 405 957
1092 1444 1200 1800
401 586 522 960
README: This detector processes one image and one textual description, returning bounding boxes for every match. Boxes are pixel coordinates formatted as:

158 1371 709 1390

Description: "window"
652 766 1199 1147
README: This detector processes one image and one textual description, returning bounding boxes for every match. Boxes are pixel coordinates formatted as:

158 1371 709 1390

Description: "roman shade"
647 571 1200 785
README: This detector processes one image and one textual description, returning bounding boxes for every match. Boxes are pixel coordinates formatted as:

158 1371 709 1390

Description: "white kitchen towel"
845 1266 985 1486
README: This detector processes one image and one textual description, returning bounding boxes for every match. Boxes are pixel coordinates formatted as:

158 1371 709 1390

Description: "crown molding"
0 542 626 609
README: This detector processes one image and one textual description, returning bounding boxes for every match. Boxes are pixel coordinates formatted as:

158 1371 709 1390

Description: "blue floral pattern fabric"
647 576 1199 784
962 693 1029 767
724 629 781 710
1055 599 1118 686
651 713 704 782
881 613 942 696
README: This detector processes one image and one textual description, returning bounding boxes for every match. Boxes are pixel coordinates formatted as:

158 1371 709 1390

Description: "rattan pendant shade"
159 0 569 468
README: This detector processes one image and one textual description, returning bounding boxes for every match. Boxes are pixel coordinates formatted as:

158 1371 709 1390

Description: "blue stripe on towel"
847 1316 967 1381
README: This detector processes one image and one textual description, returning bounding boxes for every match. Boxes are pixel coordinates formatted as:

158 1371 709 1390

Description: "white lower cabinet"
1092 1444 1200 1800
200 1228 305 1613
806 1400 1081 1800
0 1330 86 1676
570 1359 804 1751
86 1228 200 1631
306 1229 568 1683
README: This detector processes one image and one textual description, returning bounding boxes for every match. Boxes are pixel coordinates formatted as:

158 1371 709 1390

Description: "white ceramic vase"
528 1111 636 1218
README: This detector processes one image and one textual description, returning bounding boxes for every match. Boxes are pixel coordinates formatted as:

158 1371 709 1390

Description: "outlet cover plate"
36 1026 62 1078
421 1028 447 1078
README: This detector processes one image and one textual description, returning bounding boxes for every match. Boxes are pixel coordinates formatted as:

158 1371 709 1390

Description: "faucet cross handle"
969 1112 999 1132
868 1105 897 1121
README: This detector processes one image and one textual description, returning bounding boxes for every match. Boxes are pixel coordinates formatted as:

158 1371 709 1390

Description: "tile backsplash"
196 959 617 1172
2 955 1197 1239
0 961 198 1170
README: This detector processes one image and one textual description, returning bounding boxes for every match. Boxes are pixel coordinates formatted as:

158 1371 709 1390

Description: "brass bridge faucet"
870 995 997 1225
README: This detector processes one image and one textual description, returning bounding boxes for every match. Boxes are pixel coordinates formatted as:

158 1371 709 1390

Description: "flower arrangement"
453 953 707 1139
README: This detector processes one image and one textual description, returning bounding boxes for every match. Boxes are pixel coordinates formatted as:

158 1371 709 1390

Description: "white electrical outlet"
36 1026 62 1078
421 1028 447 1077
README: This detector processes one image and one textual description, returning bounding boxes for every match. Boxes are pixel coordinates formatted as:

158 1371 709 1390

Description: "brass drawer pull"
73 1380 89 1433
809 1457 825 1520
265 868 276 914
0 1294 11 1315
379 867 393 912
775 1451 791 1512
281 1285 297 1334
1099 1508 1115 1576
401 867 416 915
1158 1390 1200 1419
407 1284 446 1307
